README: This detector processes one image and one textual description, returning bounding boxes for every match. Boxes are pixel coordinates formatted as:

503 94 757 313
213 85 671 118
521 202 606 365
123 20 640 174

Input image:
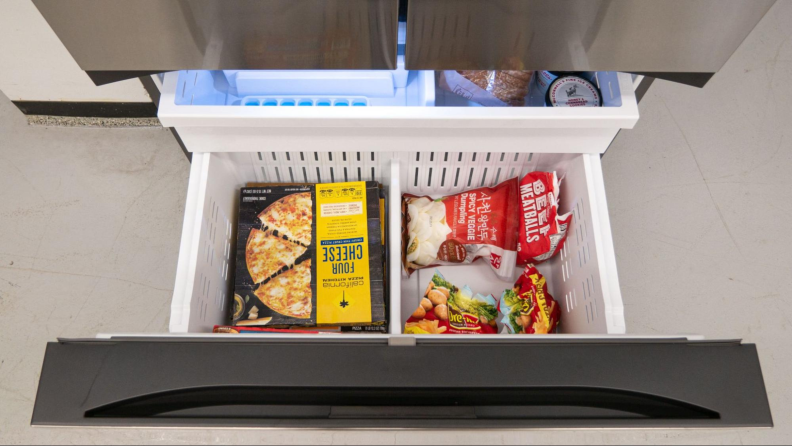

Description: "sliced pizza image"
254 260 312 319
258 192 312 246
245 228 307 284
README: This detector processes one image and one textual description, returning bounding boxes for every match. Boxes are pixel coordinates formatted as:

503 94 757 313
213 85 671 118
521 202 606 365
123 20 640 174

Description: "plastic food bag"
439 71 534 106
402 178 520 279
499 265 560 334
518 171 572 264
405 271 499 334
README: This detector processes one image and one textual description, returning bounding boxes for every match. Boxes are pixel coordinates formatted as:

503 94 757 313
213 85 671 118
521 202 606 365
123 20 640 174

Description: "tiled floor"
2 2 792 444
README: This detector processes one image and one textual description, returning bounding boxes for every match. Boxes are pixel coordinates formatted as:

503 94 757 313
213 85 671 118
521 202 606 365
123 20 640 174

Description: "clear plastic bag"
439 70 534 106
499 265 560 334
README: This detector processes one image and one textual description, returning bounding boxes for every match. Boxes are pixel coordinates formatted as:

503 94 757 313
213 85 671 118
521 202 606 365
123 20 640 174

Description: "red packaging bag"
402 178 520 279
499 265 560 334
518 172 572 264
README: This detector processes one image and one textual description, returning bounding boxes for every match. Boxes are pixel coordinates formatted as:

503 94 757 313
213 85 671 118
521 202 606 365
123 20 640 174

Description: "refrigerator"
30 0 776 429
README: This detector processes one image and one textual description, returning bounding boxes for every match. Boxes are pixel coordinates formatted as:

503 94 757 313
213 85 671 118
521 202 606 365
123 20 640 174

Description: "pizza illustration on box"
238 191 314 326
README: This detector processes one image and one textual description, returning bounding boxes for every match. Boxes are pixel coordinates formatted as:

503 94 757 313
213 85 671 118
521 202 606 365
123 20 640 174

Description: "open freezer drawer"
32 150 772 428
168 151 625 335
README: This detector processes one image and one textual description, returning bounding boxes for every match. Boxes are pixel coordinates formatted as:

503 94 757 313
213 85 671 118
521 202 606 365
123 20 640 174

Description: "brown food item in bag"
458 70 534 106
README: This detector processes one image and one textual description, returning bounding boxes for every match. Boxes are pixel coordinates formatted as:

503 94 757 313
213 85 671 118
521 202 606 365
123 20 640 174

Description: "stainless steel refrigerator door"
31 338 772 428
405 0 775 77
33 0 400 71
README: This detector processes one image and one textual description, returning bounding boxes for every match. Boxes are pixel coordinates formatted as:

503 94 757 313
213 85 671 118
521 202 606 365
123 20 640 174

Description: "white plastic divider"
170 153 245 333
251 151 388 185
389 160 403 334
585 155 627 333
169 152 208 333
397 151 539 196
543 154 625 334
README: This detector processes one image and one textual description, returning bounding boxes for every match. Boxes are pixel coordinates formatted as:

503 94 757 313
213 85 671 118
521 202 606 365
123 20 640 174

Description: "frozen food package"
216 324 386 334
439 70 534 106
404 271 499 335
546 75 602 107
531 71 595 105
213 325 321 334
234 182 386 328
402 178 520 279
518 171 572 265
499 265 560 334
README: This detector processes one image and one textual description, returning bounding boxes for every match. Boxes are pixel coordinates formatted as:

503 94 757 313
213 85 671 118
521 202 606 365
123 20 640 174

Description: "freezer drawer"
32 338 772 428
169 151 624 335
157 70 639 154
31 147 774 428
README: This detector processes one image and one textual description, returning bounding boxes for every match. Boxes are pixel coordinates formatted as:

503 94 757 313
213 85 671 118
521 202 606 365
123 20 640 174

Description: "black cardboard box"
233 182 385 328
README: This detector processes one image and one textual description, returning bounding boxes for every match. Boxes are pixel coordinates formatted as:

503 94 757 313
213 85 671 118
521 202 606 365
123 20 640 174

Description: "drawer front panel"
32 339 772 428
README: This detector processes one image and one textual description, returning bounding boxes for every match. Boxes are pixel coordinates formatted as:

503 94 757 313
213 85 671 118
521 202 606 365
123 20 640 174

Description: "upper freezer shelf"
175 56 434 108
157 68 639 154
172 60 623 109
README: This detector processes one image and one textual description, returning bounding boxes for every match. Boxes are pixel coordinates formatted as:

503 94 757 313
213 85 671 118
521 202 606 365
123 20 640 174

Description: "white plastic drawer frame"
169 150 625 337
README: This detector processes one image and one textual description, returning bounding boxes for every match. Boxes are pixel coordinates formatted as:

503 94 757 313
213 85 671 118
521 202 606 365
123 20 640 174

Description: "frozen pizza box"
233 182 385 328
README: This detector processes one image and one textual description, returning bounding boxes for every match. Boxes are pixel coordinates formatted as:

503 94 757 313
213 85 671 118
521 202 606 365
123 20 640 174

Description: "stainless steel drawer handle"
85 386 719 421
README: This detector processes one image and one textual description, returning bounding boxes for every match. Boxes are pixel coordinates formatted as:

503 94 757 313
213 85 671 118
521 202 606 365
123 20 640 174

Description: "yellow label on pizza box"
315 182 371 324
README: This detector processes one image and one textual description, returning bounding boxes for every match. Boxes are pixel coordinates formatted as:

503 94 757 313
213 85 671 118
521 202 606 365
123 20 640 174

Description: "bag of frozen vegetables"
405 271 499 334
500 265 560 334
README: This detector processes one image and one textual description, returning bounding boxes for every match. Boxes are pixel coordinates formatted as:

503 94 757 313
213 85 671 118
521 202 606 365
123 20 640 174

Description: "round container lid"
544 71 584 77
545 76 603 107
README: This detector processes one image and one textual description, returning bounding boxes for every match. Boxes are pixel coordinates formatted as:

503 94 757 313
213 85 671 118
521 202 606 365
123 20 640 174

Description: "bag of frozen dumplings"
401 178 520 279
